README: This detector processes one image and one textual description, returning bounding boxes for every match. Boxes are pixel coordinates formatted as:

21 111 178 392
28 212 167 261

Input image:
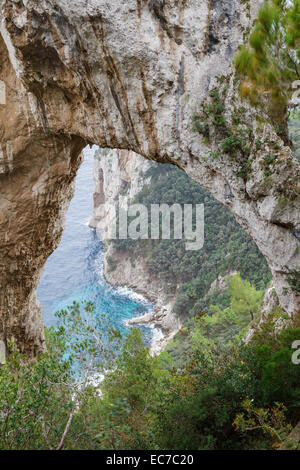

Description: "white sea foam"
123 304 163 347
151 326 164 343
116 286 150 304
94 250 152 305
82 219 91 226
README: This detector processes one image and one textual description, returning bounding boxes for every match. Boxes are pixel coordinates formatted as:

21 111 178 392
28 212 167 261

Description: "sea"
37 146 158 345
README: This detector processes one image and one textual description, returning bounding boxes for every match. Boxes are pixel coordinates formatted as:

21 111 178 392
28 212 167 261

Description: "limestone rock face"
0 0 299 353
0 28 85 354
89 148 152 239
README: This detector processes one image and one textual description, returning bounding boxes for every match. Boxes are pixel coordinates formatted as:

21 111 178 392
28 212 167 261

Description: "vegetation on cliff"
111 163 271 318
0 298 299 450
235 0 300 139
0 302 121 450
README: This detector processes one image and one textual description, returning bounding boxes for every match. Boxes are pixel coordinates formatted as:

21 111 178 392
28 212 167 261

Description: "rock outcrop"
89 148 152 240
0 0 299 353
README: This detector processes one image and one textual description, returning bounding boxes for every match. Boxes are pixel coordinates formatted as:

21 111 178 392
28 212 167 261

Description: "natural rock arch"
0 0 299 354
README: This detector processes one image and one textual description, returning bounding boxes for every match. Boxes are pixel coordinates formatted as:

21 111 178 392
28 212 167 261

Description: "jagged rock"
0 0 299 353
0 339 5 364
261 284 280 319
279 422 300 450
208 272 238 295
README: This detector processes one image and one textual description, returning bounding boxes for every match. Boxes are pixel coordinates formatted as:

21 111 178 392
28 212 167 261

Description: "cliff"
89 148 152 240
89 148 181 354
0 0 299 353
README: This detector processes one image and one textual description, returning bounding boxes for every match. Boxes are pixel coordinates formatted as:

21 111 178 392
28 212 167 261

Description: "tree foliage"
228 274 264 322
112 164 271 319
235 0 300 136
0 302 121 450
0 298 299 450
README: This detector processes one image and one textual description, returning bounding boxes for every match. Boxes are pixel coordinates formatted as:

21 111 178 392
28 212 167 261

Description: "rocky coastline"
89 148 182 355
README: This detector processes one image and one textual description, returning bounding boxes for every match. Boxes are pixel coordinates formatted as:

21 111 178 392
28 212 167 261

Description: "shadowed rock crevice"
203 0 235 55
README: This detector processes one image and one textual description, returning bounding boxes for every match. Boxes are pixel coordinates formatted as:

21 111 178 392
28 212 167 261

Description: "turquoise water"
37 146 155 342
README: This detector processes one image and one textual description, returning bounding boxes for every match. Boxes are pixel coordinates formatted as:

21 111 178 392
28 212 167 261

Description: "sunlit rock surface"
0 0 299 353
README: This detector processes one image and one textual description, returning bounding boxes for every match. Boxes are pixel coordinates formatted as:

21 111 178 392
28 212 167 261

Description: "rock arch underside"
0 0 299 355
